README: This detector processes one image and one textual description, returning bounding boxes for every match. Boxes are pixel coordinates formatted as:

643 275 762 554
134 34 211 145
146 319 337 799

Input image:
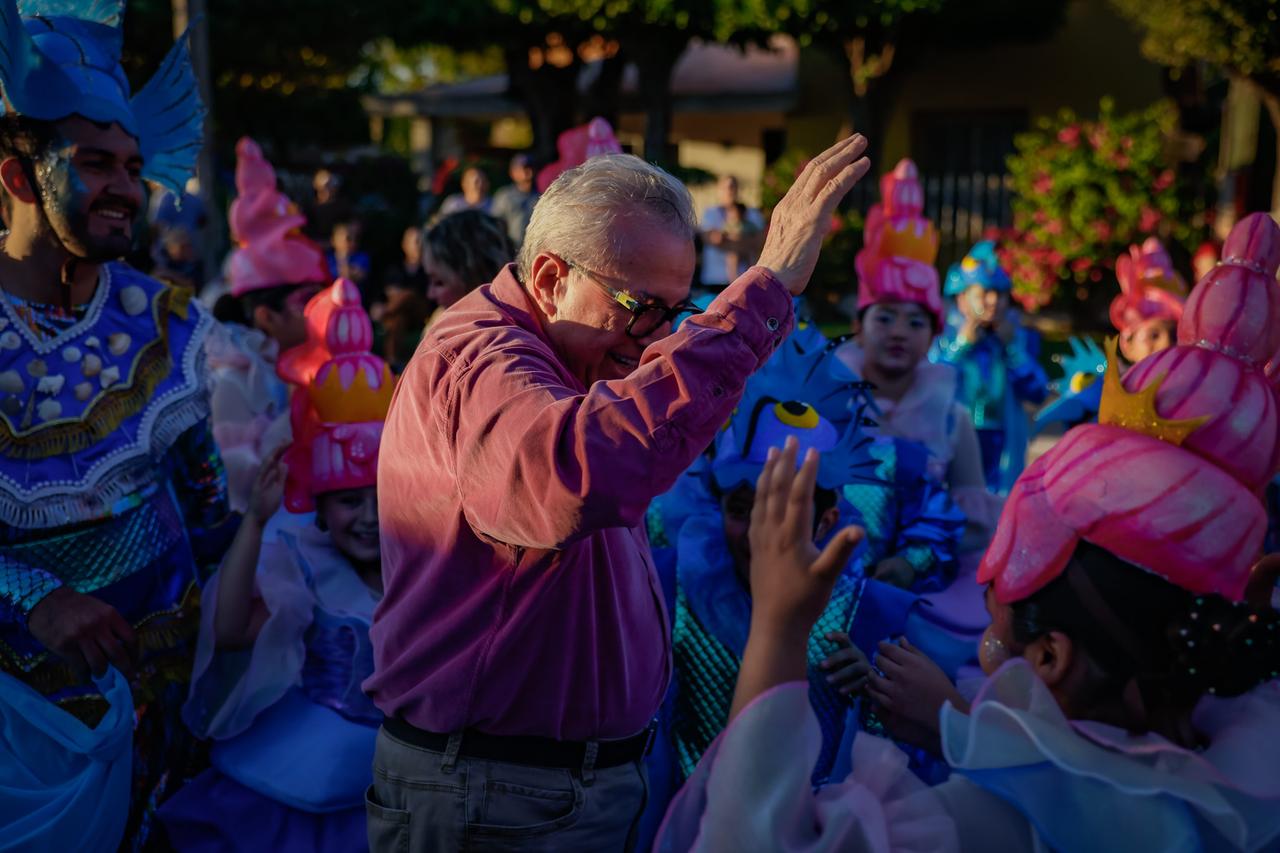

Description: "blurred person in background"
699 174 765 292
439 165 492 216
373 225 434 372
490 153 539 247
305 168 352 242
421 210 513 332
327 220 371 293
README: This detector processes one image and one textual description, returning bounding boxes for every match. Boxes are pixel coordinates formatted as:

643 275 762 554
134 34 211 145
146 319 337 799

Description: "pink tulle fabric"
656 683 959 853
855 159 945 328
278 279 394 512
1110 237 1185 335
228 137 330 296
980 213 1280 604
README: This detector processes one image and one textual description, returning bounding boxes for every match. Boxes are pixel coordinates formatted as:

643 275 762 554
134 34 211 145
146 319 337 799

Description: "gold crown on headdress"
879 219 939 265
310 360 395 424
1097 338 1208 446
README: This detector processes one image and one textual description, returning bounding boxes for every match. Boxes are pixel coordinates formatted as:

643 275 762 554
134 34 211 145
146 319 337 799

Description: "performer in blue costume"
933 241 1048 494
158 279 392 853
0 2 228 849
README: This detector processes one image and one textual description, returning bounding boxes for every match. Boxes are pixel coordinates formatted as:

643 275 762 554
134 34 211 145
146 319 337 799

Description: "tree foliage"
1107 0 1280 87
1108 0 1280 212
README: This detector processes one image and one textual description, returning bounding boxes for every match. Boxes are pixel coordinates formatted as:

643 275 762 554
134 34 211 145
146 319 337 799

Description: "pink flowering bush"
1001 98 1189 312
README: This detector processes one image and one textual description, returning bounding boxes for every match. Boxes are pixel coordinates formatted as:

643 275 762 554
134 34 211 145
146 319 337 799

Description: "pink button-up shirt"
367 263 793 740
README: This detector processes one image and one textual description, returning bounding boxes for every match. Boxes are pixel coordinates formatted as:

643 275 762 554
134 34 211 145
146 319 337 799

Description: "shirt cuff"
704 266 795 369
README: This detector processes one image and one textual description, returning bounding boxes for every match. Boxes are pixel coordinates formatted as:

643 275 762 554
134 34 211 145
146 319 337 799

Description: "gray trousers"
366 726 649 852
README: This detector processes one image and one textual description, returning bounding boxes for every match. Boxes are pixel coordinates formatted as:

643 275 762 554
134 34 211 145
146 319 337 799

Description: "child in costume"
0 3 235 848
637 328 967 849
158 279 393 853
835 160 996 554
933 240 1048 494
206 137 334 512
1036 237 1187 431
655 213 1280 853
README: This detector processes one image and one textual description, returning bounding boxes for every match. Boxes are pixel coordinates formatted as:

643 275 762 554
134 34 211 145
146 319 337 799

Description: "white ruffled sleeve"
181 539 314 740
655 682 958 853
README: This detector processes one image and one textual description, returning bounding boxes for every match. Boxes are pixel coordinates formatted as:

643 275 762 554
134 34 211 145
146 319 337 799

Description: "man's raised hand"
757 135 872 296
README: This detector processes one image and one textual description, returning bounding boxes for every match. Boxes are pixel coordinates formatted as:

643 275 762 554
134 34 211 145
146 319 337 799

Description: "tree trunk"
835 35 897 169
1262 88 1280 220
632 36 686 167
504 45 580 166
580 51 627 129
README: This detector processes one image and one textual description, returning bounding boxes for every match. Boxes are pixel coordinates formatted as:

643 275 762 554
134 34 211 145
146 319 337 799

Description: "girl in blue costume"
932 240 1048 495
158 279 394 853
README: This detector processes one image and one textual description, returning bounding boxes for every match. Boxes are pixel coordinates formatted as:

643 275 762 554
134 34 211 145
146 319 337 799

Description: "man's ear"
0 157 37 205
526 253 570 319
1024 630 1074 689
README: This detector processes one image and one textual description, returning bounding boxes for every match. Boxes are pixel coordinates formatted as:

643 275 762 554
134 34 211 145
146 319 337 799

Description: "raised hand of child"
821 631 871 698
249 444 289 527
867 637 967 744
729 437 866 722
748 437 866 641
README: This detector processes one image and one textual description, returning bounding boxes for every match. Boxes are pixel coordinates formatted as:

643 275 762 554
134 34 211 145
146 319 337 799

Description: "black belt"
383 717 655 771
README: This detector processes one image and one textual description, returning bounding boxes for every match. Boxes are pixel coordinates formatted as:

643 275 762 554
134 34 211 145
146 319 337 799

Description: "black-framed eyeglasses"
566 260 702 339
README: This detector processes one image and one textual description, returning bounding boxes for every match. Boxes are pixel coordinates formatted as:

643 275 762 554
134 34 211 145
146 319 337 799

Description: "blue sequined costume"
0 265 234 847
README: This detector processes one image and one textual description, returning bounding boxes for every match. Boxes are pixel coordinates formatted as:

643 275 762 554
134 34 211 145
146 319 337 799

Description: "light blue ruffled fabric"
941 661 1280 852
0 666 133 853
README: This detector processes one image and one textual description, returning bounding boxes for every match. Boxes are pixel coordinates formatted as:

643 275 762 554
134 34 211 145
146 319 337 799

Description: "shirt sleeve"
448 268 793 550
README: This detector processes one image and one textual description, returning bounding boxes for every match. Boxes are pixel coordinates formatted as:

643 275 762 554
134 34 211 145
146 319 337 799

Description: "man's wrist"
7 569 66 633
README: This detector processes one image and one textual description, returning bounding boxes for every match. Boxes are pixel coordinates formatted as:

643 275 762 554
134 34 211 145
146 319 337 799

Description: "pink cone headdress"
279 279 395 512
228 137 331 297
535 117 624 193
855 159 944 328
980 213 1280 604
1110 237 1187 341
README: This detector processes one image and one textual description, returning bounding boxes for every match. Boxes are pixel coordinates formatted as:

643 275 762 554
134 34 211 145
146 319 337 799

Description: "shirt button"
766 317 780 331
712 385 725 398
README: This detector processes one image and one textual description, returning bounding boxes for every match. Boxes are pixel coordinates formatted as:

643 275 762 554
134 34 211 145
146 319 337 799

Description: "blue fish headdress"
1033 335 1106 433
944 239 1012 296
0 0 204 194
712 327 881 492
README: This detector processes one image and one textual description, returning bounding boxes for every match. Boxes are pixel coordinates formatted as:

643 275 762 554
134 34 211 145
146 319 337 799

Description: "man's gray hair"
517 154 696 282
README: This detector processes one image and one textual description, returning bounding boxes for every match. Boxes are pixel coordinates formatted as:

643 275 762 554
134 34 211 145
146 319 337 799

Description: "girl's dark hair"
1010 540 1279 725
424 210 513 291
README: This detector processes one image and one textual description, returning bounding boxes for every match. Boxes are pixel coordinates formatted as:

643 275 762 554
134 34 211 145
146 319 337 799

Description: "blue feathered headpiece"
1033 335 1106 433
712 326 881 492
0 0 205 194
944 240 1011 296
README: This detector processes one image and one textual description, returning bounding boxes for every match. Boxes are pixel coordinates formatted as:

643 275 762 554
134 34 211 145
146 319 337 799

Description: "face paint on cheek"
978 625 1011 675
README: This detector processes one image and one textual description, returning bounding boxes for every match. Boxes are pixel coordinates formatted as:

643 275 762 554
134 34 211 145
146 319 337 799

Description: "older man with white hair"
366 136 871 852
